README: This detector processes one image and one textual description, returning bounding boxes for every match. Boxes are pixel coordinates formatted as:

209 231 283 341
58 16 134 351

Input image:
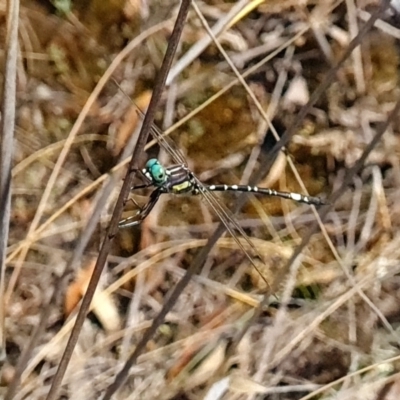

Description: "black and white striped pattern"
205 184 323 205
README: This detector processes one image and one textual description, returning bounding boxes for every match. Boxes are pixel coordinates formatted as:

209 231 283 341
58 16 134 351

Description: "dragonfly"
118 158 324 228
117 92 324 287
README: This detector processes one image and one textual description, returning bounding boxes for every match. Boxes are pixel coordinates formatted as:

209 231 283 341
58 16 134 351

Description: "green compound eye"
146 158 166 184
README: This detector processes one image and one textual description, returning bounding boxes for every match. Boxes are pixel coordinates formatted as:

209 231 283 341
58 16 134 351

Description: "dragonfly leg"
123 167 152 188
119 189 162 228
127 197 141 209
130 182 153 190
120 183 153 211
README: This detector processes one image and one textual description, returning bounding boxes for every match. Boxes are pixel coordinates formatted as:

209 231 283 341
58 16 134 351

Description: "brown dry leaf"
123 0 142 20
167 307 230 381
168 338 228 390
113 90 152 155
91 284 121 332
187 340 227 388
261 151 287 188
167 343 199 381
249 241 293 290
229 372 269 394
64 259 120 332
376 376 400 400
64 266 90 317
297 264 342 286
283 75 310 108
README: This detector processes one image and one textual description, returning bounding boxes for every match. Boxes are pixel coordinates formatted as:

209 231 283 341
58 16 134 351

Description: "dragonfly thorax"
143 159 197 195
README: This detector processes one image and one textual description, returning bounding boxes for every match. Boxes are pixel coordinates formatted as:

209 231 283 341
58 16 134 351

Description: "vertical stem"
0 0 20 363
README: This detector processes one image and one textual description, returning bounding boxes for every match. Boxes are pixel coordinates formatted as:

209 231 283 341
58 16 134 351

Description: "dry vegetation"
2 0 400 399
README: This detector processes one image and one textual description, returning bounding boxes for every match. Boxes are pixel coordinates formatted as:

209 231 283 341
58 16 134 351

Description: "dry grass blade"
0 0 20 369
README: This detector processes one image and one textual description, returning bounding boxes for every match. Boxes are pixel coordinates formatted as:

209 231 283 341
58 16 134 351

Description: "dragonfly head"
145 158 167 185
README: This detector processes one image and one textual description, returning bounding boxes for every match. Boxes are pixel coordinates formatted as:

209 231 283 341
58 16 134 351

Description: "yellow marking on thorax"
172 181 192 193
